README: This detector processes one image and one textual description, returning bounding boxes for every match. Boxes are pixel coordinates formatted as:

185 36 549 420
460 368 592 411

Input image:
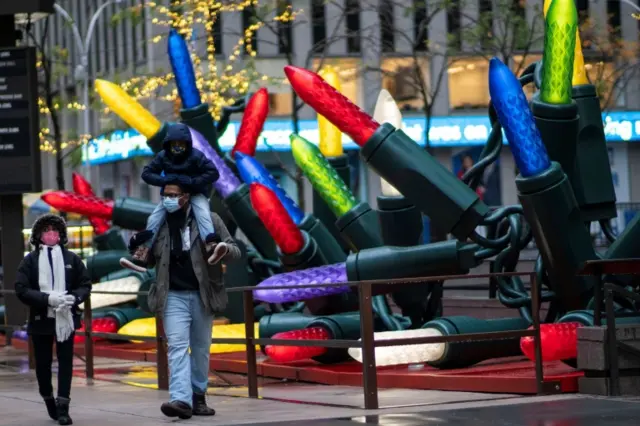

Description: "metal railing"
1 270 550 409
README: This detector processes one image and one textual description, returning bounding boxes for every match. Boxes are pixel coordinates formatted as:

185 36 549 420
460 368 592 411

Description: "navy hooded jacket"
141 123 219 195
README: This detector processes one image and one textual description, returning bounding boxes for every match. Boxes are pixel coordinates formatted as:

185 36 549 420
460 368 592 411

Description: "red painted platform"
2 335 582 394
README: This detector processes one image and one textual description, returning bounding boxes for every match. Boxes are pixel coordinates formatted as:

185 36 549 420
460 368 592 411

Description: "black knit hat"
30 213 68 248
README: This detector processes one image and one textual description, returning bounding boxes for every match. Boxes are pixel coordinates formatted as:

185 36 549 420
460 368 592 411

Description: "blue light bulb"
168 29 201 109
488 57 551 177
235 152 305 224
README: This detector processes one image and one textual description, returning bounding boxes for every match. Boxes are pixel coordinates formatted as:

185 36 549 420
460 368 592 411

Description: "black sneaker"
192 392 216 416
43 396 58 420
56 397 72 425
161 400 193 419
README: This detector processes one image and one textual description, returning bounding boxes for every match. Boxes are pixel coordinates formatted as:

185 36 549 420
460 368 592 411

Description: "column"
428 7 450 116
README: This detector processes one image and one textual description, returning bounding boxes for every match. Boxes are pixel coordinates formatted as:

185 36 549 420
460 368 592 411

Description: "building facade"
36 0 640 223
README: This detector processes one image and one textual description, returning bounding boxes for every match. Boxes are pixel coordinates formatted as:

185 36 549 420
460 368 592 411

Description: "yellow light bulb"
95 79 162 139
373 90 402 197
543 0 589 86
317 66 344 157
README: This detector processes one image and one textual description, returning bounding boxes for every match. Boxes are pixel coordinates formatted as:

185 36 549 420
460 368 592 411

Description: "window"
379 0 395 53
268 92 293 117
111 3 120 69
448 58 490 110
277 1 293 54
447 1 461 50
102 9 111 71
478 0 493 50
413 0 428 51
140 0 148 62
345 0 361 53
577 0 589 25
607 1 621 40
212 12 223 55
380 57 430 112
242 6 258 55
311 0 326 53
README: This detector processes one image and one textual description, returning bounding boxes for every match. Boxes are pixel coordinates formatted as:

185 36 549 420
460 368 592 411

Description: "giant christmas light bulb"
543 0 589 86
231 88 269 157
72 173 110 235
95 80 162 139
540 0 578 104
349 328 445 366
285 66 380 146
189 126 241 198
168 29 201 109
250 183 305 255
520 322 582 362
489 57 551 177
265 327 330 362
317 66 344 157
290 133 357 217
285 65 489 240
236 152 305 224
373 90 402 196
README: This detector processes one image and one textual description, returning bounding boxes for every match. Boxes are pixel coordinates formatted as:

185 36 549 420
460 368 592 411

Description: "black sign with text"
0 47 41 194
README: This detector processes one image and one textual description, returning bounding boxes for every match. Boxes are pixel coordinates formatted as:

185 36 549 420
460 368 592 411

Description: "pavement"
2 345 640 425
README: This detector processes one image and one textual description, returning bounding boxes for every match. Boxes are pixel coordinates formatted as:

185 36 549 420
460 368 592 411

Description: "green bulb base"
222 152 240 177
571 84 617 222
93 228 127 252
559 310 640 326
98 268 154 283
425 316 530 369
111 197 157 231
299 214 347 264
360 123 489 240
104 306 152 328
376 195 423 247
86 251 132 282
180 103 222 155
209 193 237 236
603 213 640 287
531 96 580 193
346 240 478 291
136 277 155 313
146 122 170 154
516 162 598 311
312 154 352 254
224 183 279 261
335 202 383 251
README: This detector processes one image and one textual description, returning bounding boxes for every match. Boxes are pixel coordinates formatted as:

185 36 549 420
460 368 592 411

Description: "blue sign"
83 111 640 165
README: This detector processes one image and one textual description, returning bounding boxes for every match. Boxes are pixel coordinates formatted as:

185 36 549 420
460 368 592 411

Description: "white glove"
47 293 66 308
63 294 76 307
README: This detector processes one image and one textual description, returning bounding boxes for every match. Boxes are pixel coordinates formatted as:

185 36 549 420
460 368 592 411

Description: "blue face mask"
163 197 181 213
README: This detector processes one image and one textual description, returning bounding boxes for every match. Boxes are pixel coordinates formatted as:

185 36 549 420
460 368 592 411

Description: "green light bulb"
541 0 578 104
290 133 357 217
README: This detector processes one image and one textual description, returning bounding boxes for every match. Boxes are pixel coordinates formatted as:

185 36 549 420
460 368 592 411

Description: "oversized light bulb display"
372 89 401 197
72 172 111 236
168 28 201 109
231 88 269 158
317 66 344 158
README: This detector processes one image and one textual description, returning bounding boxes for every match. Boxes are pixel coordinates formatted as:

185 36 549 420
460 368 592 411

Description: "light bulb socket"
516 162 598 311
180 103 222 156
224 183 280 261
299 214 348 264
346 240 479 296
360 123 489 240
531 96 580 193
136 277 156 314
376 195 423 247
86 251 134 282
312 154 352 254
209 194 237 237
277 231 326 271
424 316 529 369
97 267 154 283
603 213 640 288
571 84 617 222
335 202 384 251
558 310 640 327
146 122 170 154
223 152 240 177
111 197 157 231
103 306 152 329
93 228 127 252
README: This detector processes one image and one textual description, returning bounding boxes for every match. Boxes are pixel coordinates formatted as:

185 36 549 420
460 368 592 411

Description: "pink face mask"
41 230 60 247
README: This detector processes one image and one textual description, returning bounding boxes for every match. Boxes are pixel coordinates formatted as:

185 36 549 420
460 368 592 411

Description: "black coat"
140 123 219 195
14 248 92 335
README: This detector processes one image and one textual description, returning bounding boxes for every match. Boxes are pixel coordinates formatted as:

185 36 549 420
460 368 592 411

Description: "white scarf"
38 245 74 342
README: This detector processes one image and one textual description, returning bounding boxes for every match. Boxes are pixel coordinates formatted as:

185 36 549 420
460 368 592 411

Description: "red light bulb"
72 173 111 235
520 322 582 362
284 66 381 147
249 183 304 254
265 327 330 362
75 316 120 343
232 88 269 157
42 191 114 220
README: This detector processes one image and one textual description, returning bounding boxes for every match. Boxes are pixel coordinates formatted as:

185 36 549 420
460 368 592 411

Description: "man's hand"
128 230 154 253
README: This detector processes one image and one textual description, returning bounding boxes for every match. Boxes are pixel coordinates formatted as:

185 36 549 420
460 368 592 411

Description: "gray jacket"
146 211 241 317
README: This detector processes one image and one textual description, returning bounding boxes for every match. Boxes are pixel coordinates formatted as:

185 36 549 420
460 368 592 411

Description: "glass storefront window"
380 57 430 112
448 57 489 111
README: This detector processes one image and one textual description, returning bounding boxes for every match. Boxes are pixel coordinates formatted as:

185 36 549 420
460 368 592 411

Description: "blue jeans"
163 291 214 406
145 194 214 246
